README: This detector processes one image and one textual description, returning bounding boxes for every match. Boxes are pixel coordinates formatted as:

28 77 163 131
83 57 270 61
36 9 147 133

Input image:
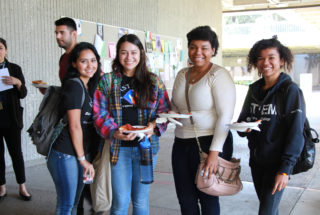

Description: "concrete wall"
0 0 222 164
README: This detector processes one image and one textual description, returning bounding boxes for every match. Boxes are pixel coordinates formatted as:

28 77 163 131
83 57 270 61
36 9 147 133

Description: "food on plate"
32 80 47 85
119 124 147 132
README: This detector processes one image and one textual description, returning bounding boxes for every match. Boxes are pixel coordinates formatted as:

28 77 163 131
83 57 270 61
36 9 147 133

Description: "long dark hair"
63 42 101 97
112 34 155 108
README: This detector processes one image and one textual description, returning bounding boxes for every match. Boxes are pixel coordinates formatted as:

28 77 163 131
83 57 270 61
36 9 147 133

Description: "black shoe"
19 192 32 201
0 193 7 202
77 207 84 215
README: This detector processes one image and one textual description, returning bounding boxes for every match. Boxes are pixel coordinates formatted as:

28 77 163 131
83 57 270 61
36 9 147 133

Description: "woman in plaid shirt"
93 34 171 215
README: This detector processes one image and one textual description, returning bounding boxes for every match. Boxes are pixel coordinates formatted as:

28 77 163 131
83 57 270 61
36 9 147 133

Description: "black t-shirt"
120 75 139 147
53 78 99 156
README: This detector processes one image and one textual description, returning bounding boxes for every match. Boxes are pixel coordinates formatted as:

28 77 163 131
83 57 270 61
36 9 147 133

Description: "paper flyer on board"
108 42 116 59
94 34 104 55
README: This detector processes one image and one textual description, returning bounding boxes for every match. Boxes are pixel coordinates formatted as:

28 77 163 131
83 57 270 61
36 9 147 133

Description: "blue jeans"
110 147 158 215
47 149 85 215
251 165 285 215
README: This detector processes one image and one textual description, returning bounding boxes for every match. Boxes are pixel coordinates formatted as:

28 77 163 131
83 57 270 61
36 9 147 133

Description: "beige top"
171 64 236 152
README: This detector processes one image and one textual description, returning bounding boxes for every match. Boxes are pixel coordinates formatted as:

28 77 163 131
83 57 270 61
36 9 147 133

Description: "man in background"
54 17 77 81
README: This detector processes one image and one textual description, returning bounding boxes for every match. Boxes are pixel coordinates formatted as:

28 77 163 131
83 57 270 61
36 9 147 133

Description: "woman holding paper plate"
0 38 31 201
237 36 306 215
93 34 171 215
170 26 236 214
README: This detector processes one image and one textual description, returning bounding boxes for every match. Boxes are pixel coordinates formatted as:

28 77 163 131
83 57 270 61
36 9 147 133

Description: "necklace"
190 68 206 83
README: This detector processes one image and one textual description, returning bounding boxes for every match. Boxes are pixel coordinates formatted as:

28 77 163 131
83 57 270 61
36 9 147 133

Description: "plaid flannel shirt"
93 71 171 165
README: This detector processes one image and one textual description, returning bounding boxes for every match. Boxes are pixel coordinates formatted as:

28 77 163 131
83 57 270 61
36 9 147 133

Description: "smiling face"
118 41 141 76
72 49 98 81
256 48 284 80
0 42 7 63
188 40 215 68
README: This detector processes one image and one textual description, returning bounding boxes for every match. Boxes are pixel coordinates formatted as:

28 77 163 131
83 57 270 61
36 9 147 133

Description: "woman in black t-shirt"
47 42 100 215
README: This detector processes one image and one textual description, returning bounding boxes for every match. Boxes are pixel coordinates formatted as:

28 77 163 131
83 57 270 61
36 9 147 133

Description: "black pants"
172 132 233 215
251 165 284 215
0 127 26 185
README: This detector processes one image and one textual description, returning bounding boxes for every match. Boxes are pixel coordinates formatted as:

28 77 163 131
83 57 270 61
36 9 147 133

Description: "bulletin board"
72 18 185 89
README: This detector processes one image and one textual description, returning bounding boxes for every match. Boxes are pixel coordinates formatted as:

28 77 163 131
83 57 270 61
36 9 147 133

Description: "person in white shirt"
171 26 236 215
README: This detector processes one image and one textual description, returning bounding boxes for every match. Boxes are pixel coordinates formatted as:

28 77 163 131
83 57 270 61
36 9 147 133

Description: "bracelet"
77 156 86 161
281 172 288 176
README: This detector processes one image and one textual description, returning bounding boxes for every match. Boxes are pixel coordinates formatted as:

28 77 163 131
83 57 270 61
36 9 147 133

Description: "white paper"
227 121 261 132
74 19 82 35
103 59 113 73
0 68 14 92
94 34 104 56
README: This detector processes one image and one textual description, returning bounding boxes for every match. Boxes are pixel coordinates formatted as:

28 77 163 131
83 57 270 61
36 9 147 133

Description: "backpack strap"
70 77 85 107
275 79 293 120
62 78 85 123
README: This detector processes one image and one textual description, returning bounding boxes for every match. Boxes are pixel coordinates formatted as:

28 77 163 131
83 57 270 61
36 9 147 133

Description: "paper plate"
32 83 49 88
122 126 152 134
227 121 261 132
158 113 191 119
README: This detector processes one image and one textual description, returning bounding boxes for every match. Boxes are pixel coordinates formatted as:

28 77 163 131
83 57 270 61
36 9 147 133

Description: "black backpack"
27 78 85 156
275 80 319 175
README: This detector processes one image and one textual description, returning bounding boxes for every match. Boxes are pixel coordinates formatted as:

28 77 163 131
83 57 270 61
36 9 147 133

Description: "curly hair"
247 36 293 76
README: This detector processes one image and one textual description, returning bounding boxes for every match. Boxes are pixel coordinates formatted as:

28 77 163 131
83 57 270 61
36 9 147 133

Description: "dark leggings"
0 127 26 185
251 165 284 215
172 132 233 215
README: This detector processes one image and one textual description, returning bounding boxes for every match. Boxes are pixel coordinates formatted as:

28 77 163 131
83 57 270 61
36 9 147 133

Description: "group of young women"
1 24 306 215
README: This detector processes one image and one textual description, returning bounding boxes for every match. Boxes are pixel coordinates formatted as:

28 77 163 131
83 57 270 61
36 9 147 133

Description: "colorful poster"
154 53 164 69
101 42 107 58
97 24 104 40
164 53 169 64
180 50 185 62
74 19 82 35
164 41 169 53
152 40 156 51
108 42 116 59
118 28 128 38
146 53 155 71
118 28 136 38
145 31 152 42
160 40 165 53
156 36 161 51
168 41 173 53
146 42 153 53
94 34 103 55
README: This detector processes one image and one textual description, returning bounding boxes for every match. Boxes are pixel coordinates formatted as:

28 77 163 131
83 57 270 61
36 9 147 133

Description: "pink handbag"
185 67 243 196
195 152 243 196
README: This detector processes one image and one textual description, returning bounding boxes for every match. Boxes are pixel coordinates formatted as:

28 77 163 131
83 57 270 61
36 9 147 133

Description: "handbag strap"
185 68 203 157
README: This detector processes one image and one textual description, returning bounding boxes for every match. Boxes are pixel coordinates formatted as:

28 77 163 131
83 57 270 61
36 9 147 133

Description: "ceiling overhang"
223 0 320 12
